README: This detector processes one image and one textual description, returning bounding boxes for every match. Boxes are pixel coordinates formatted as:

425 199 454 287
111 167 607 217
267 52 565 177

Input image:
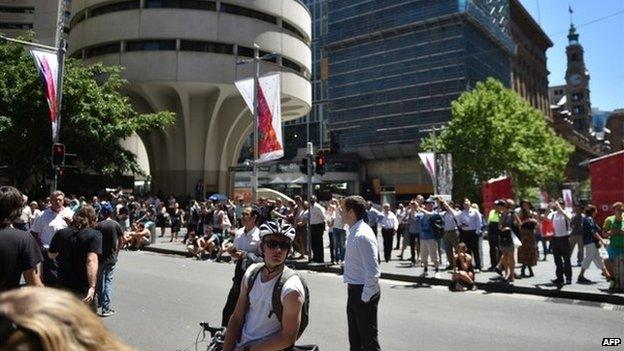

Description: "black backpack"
247 263 310 340
430 213 445 240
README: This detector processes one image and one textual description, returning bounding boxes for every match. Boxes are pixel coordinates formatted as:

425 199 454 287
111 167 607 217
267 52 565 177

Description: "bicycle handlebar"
199 322 225 337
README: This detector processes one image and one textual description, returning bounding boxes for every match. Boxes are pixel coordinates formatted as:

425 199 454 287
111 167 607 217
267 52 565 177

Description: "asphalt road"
103 251 624 351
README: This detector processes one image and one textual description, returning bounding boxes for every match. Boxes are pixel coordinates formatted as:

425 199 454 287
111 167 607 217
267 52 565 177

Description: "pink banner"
235 73 284 163
30 49 59 141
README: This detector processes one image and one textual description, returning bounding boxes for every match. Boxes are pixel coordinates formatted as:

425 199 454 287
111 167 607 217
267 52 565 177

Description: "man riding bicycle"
222 220 306 351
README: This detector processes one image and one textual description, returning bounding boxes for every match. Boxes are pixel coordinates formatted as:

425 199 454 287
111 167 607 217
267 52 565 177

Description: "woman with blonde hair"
0 287 134 351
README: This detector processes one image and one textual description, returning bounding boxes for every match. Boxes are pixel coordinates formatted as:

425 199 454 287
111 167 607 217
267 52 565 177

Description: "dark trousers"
381 228 394 262
221 261 245 326
347 285 381 351
395 224 404 249
42 250 59 287
311 223 325 263
459 230 481 269
409 232 420 263
329 229 336 262
487 223 500 268
551 236 572 281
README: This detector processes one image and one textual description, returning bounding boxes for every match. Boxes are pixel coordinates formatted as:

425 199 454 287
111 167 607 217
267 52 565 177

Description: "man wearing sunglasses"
223 220 306 351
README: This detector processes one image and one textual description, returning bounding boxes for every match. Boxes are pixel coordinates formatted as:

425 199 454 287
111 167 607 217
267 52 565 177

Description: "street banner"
235 73 283 163
30 49 59 141
562 189 574 213
418 152 436 190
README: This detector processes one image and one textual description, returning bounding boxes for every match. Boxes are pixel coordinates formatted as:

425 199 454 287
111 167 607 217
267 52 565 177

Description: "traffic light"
52 143 65 166
315 154 326 175
57 166 65 178
299 158 308 174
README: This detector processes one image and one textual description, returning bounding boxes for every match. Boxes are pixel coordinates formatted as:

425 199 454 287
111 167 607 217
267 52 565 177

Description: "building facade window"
0 6 35 14
0 23 33 30
180 40 232 54
237 46 254 58
572 105 585 115
282 57 302 73
85 42 121 58
126 39 176 51
220 3 277 25
571 92 584 101
90 1 140 18
282 20 306 41
144 0 216 10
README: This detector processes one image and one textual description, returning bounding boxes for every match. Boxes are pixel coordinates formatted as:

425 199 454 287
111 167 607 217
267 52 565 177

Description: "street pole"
431 127 437 195
306 142 313 263
251 46 260 202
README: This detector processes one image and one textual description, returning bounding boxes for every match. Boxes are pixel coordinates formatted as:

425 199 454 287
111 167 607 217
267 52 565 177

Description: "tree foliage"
0 35 175 196
421 78 573 202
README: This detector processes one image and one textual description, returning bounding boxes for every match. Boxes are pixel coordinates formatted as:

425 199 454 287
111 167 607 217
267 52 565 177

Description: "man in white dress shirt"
342 196 381 351
309 196 326 263
379 203 398 263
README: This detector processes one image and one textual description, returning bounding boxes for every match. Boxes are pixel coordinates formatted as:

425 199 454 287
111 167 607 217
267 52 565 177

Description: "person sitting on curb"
450 243 475 291
125 222 150 250
196 226 223 260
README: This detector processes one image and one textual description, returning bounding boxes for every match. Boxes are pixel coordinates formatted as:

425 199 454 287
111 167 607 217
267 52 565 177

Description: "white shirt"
31 207 74 248
17 205 31 224
310 202 326 225
396 208 407 223
333 209 344 230
238 264 305 349
233 226 261 254
380 211 398 230
343 220 380 302
549 211 570 237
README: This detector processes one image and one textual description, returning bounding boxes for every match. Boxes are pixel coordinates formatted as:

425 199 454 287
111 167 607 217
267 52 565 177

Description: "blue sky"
518 0 624 112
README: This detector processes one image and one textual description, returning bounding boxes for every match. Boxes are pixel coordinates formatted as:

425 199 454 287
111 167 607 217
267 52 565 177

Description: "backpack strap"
269 267 297 320
245 263 265 314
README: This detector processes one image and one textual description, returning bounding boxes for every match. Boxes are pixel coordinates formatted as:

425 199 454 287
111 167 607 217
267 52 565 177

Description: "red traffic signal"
52 143 65 166
315 154 326 175
57 166 65 178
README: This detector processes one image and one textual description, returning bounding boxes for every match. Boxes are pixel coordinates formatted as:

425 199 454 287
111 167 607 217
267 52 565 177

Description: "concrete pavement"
144 229 624 305
104 251 624 351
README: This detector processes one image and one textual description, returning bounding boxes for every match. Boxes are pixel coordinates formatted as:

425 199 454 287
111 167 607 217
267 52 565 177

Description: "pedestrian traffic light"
56 166 65 178
315 154 326 175
52 143 65 166
299 158 307 174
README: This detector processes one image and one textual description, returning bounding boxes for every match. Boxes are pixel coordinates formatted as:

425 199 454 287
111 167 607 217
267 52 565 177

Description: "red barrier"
482 177 514 215
590 151 624 225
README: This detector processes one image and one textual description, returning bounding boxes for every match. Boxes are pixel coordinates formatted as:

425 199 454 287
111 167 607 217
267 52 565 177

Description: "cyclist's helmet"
259 220 296 242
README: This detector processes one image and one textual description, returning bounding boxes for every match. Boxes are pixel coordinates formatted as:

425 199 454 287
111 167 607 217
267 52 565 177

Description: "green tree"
422 78 573 202
0 36 175 196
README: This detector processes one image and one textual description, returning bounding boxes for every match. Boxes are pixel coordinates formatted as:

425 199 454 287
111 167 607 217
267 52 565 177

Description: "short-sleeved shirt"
49 227 102 294
233 226 261 254
0 227 43 292
604 216 624 249
419 213 434 240
96 219 124 265
30 207 74 248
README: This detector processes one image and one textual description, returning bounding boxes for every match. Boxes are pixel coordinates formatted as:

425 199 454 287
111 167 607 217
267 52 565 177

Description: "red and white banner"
418 152 436 186
562 189 574 213
235 73 283 163
30 49 60 141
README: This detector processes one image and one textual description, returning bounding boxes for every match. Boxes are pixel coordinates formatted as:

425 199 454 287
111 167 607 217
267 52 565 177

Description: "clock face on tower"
569 73 582 86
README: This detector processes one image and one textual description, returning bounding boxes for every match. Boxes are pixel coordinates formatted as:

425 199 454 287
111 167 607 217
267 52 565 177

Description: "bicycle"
196 322 319 351
197 322 225 351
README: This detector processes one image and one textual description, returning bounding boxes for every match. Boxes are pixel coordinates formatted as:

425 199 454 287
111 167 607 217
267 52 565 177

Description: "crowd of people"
1 181 623 350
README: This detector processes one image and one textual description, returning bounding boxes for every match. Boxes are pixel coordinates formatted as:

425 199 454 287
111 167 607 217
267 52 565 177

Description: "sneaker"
474 269 481 273
565 280 572 285
494 267 502 276
551 278 564 284
100 310 115 317
577 277 592 284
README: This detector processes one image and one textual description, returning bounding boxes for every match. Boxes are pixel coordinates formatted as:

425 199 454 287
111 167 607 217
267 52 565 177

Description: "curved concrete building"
68 0 312 195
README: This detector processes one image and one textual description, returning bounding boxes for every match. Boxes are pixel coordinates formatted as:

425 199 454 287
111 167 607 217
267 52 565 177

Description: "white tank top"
237 264 305 348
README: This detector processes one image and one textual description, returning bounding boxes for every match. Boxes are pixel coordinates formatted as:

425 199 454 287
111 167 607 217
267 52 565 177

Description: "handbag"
512 234 522 248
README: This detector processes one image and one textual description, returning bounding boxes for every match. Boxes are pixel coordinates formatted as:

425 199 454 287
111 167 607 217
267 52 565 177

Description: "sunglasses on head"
264 239 291 250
